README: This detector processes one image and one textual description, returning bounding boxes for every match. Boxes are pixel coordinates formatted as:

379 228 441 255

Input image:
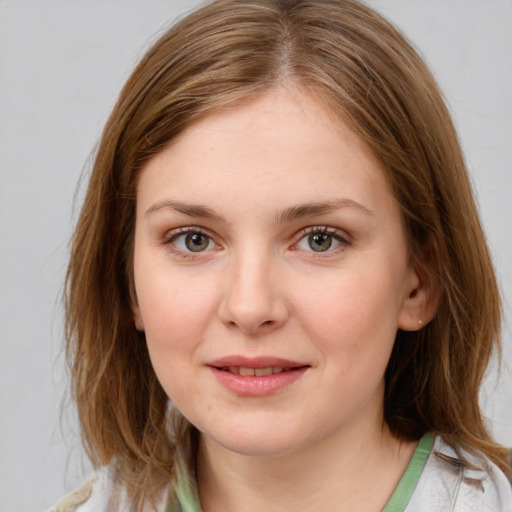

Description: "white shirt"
48 435 512 512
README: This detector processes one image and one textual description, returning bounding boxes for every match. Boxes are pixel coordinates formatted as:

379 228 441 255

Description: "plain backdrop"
0 1 511 510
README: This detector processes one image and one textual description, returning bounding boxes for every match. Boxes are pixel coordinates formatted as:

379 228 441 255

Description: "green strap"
381 433 434 512
165 452 202 512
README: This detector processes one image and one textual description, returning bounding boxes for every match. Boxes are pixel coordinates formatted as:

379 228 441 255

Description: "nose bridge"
219 242 287 333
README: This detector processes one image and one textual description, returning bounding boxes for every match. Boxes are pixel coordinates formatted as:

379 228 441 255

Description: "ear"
129 274 145 331
398 264 440 331
131 302 145 331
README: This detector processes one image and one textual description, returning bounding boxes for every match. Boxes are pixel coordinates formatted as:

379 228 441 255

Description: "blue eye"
171 231 214 252
296 228 347 253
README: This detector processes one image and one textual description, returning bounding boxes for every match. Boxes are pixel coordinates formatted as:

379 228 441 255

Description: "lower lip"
209 367 309 396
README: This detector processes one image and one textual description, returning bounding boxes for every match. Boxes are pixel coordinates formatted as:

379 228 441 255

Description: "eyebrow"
145 199 227 223
145 198 374 223
276 199 374 224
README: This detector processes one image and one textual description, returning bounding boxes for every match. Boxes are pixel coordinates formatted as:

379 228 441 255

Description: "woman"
51 0 512 510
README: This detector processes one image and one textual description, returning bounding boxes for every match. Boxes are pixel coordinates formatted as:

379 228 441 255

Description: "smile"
208 357 310 396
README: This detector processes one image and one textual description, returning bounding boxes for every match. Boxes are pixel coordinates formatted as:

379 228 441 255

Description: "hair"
65 0 511 508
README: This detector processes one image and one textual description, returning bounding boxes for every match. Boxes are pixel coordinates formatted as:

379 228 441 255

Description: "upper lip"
207 356 308 369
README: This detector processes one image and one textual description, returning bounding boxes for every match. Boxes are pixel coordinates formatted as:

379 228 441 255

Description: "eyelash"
293 226 352 255
162 225 351 258
163 227 219 258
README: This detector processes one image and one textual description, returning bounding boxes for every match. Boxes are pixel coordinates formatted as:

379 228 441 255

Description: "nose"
218 247 289 334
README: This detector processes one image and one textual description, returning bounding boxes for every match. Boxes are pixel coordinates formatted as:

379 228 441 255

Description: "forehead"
136 86 393 219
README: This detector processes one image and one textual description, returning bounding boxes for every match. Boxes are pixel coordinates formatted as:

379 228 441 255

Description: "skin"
132 86 434 511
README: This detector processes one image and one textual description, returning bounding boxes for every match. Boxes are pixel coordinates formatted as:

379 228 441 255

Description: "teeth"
254 367 273 376
224 366 291 376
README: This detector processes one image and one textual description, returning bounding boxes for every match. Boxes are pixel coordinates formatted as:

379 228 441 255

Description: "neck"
196 421 416 512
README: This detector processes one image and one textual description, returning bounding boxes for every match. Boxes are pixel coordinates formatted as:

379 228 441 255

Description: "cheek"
138 276 219 410
134 259 221 365
291 265 401 355
135 243 203 310
143 285 217 346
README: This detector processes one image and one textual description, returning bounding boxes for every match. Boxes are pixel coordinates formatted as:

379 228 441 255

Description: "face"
132 87 424 458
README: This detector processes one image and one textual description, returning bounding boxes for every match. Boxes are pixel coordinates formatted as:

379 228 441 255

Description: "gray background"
0 1 510 510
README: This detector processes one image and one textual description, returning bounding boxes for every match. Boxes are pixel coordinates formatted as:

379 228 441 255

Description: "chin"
200 423 310 459
220 439 298 458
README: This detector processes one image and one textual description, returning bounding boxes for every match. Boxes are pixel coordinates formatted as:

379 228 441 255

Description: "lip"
207 356 310 397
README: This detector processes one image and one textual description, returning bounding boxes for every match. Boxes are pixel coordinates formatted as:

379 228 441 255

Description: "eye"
295 227 348 253
168 229 215 253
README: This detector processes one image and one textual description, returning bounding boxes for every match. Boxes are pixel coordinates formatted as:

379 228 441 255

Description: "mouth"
214 366 305 376
207 357 310 396
208 356 309 375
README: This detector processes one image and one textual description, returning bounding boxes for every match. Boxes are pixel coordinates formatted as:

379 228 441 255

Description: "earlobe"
129 279 145 331
131 303 145 331
398 266 440 331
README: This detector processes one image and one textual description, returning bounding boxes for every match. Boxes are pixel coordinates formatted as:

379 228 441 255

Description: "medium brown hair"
65 0 510 507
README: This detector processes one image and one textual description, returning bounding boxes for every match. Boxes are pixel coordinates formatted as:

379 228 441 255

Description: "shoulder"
47 466 176 512
46 479 94 512
406 436 512 512
47 467 126 512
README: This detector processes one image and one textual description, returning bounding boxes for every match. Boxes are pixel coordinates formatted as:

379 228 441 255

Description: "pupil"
309 233 332 252
185 233 209 252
